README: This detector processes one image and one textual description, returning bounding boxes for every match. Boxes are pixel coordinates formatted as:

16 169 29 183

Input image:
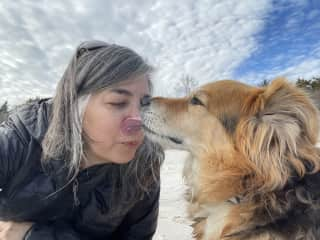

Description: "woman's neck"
81 148 112 169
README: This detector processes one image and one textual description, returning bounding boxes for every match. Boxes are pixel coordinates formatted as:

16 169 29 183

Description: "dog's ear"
236 78 320 191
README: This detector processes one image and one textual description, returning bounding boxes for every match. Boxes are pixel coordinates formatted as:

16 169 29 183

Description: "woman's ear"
236 78 320 191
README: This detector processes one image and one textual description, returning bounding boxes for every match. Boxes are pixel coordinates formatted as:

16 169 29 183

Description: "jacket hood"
9 98 52 145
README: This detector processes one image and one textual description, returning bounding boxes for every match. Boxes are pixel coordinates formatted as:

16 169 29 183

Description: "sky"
0 0 319 106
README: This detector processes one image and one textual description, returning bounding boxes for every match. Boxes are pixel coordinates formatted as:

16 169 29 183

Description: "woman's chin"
113 157 134 164
112 152 136 164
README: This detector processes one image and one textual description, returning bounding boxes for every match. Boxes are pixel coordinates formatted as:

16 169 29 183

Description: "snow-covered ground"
154 150 193 240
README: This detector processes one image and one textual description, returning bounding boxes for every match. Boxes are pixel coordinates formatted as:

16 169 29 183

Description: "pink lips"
120 117 142 136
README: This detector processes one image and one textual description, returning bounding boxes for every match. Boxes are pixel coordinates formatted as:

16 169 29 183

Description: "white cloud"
0 0 278 105
144 0 273 95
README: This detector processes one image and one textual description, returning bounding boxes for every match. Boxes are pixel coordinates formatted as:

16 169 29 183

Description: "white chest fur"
202 202 232 240
183 155 233 240
183 154 200 200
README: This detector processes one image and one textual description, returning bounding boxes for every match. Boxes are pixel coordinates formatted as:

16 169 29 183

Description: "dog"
141 78 320 240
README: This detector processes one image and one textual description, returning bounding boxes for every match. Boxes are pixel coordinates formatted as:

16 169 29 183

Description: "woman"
0 40 164 239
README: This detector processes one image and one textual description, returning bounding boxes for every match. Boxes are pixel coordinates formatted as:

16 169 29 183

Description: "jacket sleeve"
0 121 27 190
114 185 160 240
24 222 91 240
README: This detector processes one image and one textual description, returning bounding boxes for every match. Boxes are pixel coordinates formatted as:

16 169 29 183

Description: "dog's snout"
140 95 152 107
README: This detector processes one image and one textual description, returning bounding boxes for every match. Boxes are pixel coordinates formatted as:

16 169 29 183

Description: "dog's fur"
142 78 320 240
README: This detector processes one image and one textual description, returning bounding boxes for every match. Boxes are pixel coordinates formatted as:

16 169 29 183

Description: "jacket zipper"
72 179 80 207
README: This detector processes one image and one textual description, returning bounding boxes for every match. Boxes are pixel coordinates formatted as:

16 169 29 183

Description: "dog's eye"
190 97 204 106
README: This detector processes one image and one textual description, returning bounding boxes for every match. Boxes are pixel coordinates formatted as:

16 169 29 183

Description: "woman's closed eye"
108 101 129 108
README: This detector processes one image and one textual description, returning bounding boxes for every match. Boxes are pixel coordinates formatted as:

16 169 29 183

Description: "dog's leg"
192 218 206 240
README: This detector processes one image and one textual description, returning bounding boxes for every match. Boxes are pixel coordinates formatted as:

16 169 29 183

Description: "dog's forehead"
195 80 256 104
194 80 261 118
200 80 253 93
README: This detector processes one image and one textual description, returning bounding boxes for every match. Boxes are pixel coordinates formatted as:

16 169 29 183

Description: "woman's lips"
122 140 141 147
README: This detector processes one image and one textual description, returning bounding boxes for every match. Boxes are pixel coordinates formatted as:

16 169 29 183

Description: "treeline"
296 77 320 90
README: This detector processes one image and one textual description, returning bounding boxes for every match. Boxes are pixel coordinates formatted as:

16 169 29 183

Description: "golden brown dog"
142 78 320 240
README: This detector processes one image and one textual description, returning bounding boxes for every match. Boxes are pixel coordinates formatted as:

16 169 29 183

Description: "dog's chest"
202 202 232 240
188 201 233 240
183 155 200 199
183 156 233 240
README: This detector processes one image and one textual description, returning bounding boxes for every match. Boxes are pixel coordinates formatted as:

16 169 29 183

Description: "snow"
154 150 194 240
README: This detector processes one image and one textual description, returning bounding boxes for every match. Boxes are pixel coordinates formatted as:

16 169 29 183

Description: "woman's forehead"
99 76 150 96
114 74 149 87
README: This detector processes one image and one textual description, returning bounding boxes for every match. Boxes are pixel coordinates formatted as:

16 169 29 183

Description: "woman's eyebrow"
110 88 133 97
110 88 150 99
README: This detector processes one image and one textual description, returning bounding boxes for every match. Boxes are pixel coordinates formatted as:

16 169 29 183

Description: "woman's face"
82 74 150 166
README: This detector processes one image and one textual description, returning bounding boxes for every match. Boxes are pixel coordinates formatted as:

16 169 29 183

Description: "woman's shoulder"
1 98 52 145
0 99 51 186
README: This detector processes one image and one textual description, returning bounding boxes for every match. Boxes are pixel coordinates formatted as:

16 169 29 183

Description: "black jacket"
0 99 160 240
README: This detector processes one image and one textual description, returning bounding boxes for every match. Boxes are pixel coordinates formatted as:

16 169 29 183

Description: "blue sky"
0 0 319 105
236 0 320 83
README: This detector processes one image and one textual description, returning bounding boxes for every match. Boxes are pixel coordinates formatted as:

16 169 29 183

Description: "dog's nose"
120 117 142 136
140 95 151 107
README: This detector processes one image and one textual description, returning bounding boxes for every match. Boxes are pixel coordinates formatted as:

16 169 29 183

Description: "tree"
296 77 320 91
310 77 320 90
296 76 320 110
296 78 312 89
174 74 198 97
258 79 270 87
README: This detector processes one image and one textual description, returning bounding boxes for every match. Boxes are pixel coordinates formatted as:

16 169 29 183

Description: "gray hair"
41 40 163 197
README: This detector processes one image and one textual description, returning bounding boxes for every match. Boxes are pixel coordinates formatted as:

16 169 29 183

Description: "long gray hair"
41 40 164 198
